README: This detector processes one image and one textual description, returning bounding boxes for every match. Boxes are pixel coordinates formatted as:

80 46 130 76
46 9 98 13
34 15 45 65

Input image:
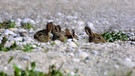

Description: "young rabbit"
65 28 78 40
52 24 78 42
85 26 106 43
34 22 53 42
52 25 66 42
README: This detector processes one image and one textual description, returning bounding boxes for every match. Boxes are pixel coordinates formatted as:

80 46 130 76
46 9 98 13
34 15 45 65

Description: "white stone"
78 52 89 60
69 53 74 57
77 21 85 26
54 40 61 45
72 58 80 63
3 29 17 36
21 18 36 25
15 18 22 27
67 41 78 48
117 58 135 68
13 37 23 42
70 71 75 76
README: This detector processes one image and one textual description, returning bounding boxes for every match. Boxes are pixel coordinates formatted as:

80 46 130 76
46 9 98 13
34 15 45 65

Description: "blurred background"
0 0 135 33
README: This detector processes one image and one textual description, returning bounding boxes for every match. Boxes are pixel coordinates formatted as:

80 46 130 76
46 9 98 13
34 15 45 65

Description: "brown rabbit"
65 28 78 40
34 22 53 42
85 26 106 43
52 25 66 42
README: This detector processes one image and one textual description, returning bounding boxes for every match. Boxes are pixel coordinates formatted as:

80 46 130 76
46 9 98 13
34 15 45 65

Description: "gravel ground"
0 0 135 76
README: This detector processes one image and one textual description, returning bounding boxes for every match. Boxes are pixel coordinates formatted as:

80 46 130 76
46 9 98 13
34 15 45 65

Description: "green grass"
102 31 129 42
21 23 33 30
0 20 16 29
0 62 64 76
22 44 34 52
0 36 18 52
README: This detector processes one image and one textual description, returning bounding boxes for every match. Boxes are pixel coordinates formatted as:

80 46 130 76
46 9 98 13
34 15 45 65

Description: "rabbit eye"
56 36 60 38
97 36 101 39
39 33 43 36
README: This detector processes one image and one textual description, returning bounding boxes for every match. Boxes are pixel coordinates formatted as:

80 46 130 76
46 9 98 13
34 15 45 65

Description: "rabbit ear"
65 28 73 38
65 28 72 36
72 29 78 39
46 22 53 33
55 25 61 32
85 26 94 37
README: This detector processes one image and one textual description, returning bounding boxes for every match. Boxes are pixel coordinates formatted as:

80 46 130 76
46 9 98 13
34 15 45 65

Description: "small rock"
131 42 135 45
78 52 89 60
19 31 29 37
8 28 18 31
111 29 119 32
67 39 78 47
72 58 80 63
129 28 135 32
15 18 22 27
70 71 75 76
13 37 23 42
69 53 74 57
54 40 61 46
0 29 4 33
3 29 17 36
21 56 30 61
129 36 135 41
21 18 36 25
116 58 135 68
77 21 85 26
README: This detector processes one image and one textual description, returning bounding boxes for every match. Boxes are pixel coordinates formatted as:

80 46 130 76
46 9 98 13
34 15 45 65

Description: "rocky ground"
0 0 135 76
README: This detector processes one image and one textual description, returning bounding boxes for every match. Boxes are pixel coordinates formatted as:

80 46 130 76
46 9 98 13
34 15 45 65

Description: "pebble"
116 58 135 68
21 18 36 25
69 53 74 57
129 36 135 41
21 56 30 61
15 18 22 27
3 29 17 36
78 51 89 60
54 40 61 46
19 31 29 37
67 39 78 47
72 58 80 63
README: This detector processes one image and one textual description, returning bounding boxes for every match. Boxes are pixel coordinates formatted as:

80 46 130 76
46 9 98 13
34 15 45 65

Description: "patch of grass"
0 36 18 52
8 56 14 64
0 72 8 76
50 41 55 46
0 62 64 76
22 44 34 52
126 70 132 76
21 23 33 30
102 31 129 42
0 20 16 29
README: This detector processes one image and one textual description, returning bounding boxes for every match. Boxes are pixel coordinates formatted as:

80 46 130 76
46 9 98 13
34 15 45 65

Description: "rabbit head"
52 25 66 42
85 26 106 43
65 28 78 40
34 22 53 42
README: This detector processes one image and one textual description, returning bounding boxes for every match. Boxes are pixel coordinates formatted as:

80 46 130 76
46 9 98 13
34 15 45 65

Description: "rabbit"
52 24 78 42
85 26 106 43
65 28 78 40
34 22 53 42
51 25 66 42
